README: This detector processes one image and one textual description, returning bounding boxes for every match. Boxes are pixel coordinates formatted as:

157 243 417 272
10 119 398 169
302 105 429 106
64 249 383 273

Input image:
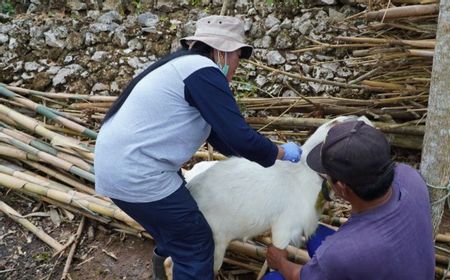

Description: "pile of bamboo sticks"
0 1 448 278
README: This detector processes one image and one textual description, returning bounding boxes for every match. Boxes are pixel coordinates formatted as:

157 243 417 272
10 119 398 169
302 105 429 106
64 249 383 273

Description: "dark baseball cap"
306 120 393 187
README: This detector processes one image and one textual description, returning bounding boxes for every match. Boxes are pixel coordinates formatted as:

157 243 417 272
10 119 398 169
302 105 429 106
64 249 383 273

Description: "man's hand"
267 245 289 270
267 245 302 280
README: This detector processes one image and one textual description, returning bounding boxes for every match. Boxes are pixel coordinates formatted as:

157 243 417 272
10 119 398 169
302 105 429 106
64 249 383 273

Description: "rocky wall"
0 0 364 97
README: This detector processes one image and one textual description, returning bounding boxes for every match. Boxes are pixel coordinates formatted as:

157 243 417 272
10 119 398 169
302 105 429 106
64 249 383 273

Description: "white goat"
185 116 371 272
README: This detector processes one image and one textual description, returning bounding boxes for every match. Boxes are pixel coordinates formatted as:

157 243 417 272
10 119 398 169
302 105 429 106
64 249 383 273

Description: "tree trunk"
419 1 450 238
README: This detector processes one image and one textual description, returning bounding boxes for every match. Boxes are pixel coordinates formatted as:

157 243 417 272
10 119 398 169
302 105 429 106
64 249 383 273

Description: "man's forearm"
279 259 302 280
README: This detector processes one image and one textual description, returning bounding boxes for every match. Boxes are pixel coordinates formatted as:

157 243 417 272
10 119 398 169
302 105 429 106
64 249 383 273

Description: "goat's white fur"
185 116 372 272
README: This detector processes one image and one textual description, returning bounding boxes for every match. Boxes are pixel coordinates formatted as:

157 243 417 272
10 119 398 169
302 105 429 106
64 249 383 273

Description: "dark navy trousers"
112 184 215 279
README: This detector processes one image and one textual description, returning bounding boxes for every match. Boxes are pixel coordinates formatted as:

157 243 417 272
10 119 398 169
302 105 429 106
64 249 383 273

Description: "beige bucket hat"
180 15 253 59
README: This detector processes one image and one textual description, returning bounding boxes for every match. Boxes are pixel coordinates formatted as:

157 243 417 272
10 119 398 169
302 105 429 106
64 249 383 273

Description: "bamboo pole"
248 61 372 90
20 160 97 196
0 86 97 139
0 83 117 102
0 132 94 182
246 116 425 136
335 36 436 48
366 4 439 20
0 125 94 172
0 104 94 160
0 172 142 230
0 200 63 251
0 164 73 193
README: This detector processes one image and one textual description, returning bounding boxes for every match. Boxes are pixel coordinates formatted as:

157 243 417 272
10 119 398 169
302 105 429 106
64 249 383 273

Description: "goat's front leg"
213 237 229 273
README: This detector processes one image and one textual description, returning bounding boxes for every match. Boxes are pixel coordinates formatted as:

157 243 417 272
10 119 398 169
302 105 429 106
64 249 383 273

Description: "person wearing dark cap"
94 15 302 280
265 120 435 280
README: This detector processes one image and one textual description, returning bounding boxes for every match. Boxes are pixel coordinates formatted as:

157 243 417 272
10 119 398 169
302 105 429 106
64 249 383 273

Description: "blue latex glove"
281 142 302 163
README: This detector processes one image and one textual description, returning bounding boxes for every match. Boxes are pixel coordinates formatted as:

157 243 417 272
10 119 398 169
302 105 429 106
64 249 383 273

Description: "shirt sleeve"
184 66 278 167
300 256 329 280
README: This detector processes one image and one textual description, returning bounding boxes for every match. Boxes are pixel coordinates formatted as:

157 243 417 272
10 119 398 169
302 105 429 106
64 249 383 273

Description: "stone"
67 0 87 11
85 32 97 45
89 23 119 33
295 20 312 35
137 12 159 28
66 32 84 50
282 90 297 97
275 31 293 49
266 25 280 37
253 35 272 49
280 18 292 29
8 37 17 50
46 66 61 75
29 26 44 39
284 64 293 72
91 51 108 62
52 64 83 87
24 62 40 72
0 24 13 34
128 38 143 51
91 83 109 92
98 11 122 24
266 51 286 65
31 72 52 90
255 74 268 87
0 34 8 44
0 13 10 23
265 14 280 29
102 0 122 11
44 31 65 48
285 53 298 61
110 81 120 93
64 56 74 64
113 28 127 47
22 72 35 80
328 8 345 22
87 10 100 20
243 18 253 32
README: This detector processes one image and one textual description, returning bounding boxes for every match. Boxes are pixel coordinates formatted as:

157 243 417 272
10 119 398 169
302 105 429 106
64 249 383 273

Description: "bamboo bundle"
0 104 94 160
0 86 97 139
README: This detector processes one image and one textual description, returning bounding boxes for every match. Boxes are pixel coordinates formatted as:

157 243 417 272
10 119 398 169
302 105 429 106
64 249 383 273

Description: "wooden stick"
437 234 450 244
223 257 261 272
0 200 63 251
61 216 85 280
366 4 439 20
248 60 371 90
335 36 436 48
246 116 425 136
0 83 117 102
256 260 269 280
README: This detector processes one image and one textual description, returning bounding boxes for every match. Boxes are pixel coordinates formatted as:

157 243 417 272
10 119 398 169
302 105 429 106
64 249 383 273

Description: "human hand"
280 142 302 163
267 245 289 270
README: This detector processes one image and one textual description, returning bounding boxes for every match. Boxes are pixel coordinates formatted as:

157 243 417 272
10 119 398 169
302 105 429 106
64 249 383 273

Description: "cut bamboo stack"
0 1 448 278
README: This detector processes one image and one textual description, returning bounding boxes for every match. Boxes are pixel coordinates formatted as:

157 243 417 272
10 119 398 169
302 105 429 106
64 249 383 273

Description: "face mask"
217 51 229 76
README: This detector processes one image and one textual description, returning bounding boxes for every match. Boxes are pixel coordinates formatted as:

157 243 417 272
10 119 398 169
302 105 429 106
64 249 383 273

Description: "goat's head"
301 116 373 163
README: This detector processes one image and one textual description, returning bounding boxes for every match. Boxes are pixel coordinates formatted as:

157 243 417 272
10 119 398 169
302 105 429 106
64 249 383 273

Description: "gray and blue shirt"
94 54 278 202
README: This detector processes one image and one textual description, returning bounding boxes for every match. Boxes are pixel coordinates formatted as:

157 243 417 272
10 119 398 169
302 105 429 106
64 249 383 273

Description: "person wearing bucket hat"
264 120 434 280
94 15 302 280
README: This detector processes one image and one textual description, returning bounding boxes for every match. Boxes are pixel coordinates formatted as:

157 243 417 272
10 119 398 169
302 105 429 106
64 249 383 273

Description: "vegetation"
1 0 15 15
